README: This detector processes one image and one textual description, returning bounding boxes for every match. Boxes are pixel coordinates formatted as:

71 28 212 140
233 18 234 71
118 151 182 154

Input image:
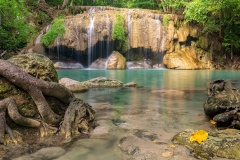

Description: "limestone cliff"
36 6 222 69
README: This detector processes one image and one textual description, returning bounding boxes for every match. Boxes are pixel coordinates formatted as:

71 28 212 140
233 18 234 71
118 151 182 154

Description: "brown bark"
0 59 73 125
0 59 95 143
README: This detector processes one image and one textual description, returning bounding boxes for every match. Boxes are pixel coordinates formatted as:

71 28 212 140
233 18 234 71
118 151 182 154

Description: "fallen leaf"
190 130 208 144
210 120 217 125
169 144 175 148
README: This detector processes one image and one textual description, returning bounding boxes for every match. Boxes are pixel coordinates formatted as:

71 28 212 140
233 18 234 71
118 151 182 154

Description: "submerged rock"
59 77 139 89
151 89 185 98
82 77 124 87
172 129 240 159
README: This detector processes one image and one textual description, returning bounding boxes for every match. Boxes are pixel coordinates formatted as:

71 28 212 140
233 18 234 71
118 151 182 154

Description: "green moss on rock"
9 54 58 82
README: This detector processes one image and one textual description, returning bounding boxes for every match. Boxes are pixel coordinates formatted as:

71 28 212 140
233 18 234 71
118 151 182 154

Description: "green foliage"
112 13 126 51
41 15 65 46
112 13 125 41
184 0 240 52
0 0 36 51
163 15 169 27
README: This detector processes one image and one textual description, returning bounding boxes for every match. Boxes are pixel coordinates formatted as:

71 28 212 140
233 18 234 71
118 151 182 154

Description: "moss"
41 14 66 47
9 54 58 82
163 15 170 27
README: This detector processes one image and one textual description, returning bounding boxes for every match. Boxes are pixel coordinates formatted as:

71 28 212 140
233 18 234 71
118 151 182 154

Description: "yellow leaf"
189 130 208 144
169 144 175 148
210 120 217 125
152 140 157 143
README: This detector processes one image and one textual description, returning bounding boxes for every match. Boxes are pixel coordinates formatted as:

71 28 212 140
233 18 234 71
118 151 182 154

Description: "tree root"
60 98 95 138
0 59 95 144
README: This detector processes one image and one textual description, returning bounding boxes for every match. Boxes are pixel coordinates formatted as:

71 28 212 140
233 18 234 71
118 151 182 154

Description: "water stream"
56 69 240 160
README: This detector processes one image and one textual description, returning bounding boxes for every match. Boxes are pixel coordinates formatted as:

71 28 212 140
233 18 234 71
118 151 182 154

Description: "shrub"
41 15 65 47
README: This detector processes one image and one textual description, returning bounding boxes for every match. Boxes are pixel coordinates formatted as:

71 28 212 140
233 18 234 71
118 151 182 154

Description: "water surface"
56 69 240 160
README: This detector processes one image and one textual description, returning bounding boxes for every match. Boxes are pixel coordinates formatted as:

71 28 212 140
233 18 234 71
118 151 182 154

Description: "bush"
0 0 36 50
41 15 65 47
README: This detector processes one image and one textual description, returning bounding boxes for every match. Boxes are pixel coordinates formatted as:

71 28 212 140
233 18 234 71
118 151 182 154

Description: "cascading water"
35 31 43 44
87 16 95 67
155 14 164 66
106 14 111 57
127 10 132 60
56 35 61 62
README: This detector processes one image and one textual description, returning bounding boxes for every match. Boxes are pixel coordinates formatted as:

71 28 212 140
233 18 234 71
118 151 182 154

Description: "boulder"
82 77 124 87
106 51 126 69
163 47 203 69
173 129 240 159
54 62 84 69
59 78 88 92
203 79 240 129
89 58 107 69
60 77 139 89
9 53 58 82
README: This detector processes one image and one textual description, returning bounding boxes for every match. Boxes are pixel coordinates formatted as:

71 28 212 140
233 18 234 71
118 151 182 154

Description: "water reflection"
57 69 240 159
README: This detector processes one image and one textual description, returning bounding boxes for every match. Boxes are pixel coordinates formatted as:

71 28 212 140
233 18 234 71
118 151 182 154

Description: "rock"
59 77 139 89
106 51 126 69
59 78 88 92
203 79 240 129
163 47 203 69
32 43 46 55
89 58 107 69
0 54 67 159
9 53 58 82
123 82 139 87
13 147 66 160
126 60 151 69
0 54 63 118
82 77 124 87
54 62 84 69
172 129 240 159
151 90 185 98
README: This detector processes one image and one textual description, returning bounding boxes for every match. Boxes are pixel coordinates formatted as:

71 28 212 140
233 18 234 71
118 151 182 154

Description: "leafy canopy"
0 0 36 50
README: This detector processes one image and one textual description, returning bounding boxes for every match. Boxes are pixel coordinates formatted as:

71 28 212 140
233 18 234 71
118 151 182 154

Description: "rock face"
106 51 126 69
38 6 220 69
173 129 240 159
203 79 240 129
163 47 204 69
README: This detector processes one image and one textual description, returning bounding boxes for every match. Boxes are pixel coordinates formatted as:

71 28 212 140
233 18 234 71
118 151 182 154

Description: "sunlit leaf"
190 130 208 144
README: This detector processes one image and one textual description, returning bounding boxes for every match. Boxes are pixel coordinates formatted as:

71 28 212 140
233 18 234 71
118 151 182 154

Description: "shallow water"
56 69 240 160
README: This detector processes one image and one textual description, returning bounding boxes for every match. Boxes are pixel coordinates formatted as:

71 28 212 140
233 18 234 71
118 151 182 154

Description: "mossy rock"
172 129 240 159
8 53 58 82
0 54 63 118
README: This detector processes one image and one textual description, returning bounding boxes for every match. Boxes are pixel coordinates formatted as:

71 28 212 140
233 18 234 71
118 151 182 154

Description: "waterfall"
127 10 132 60
87 16 95 66
56 36 61 62
155 14 163 66
106 14 111 57
35 31 43 44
